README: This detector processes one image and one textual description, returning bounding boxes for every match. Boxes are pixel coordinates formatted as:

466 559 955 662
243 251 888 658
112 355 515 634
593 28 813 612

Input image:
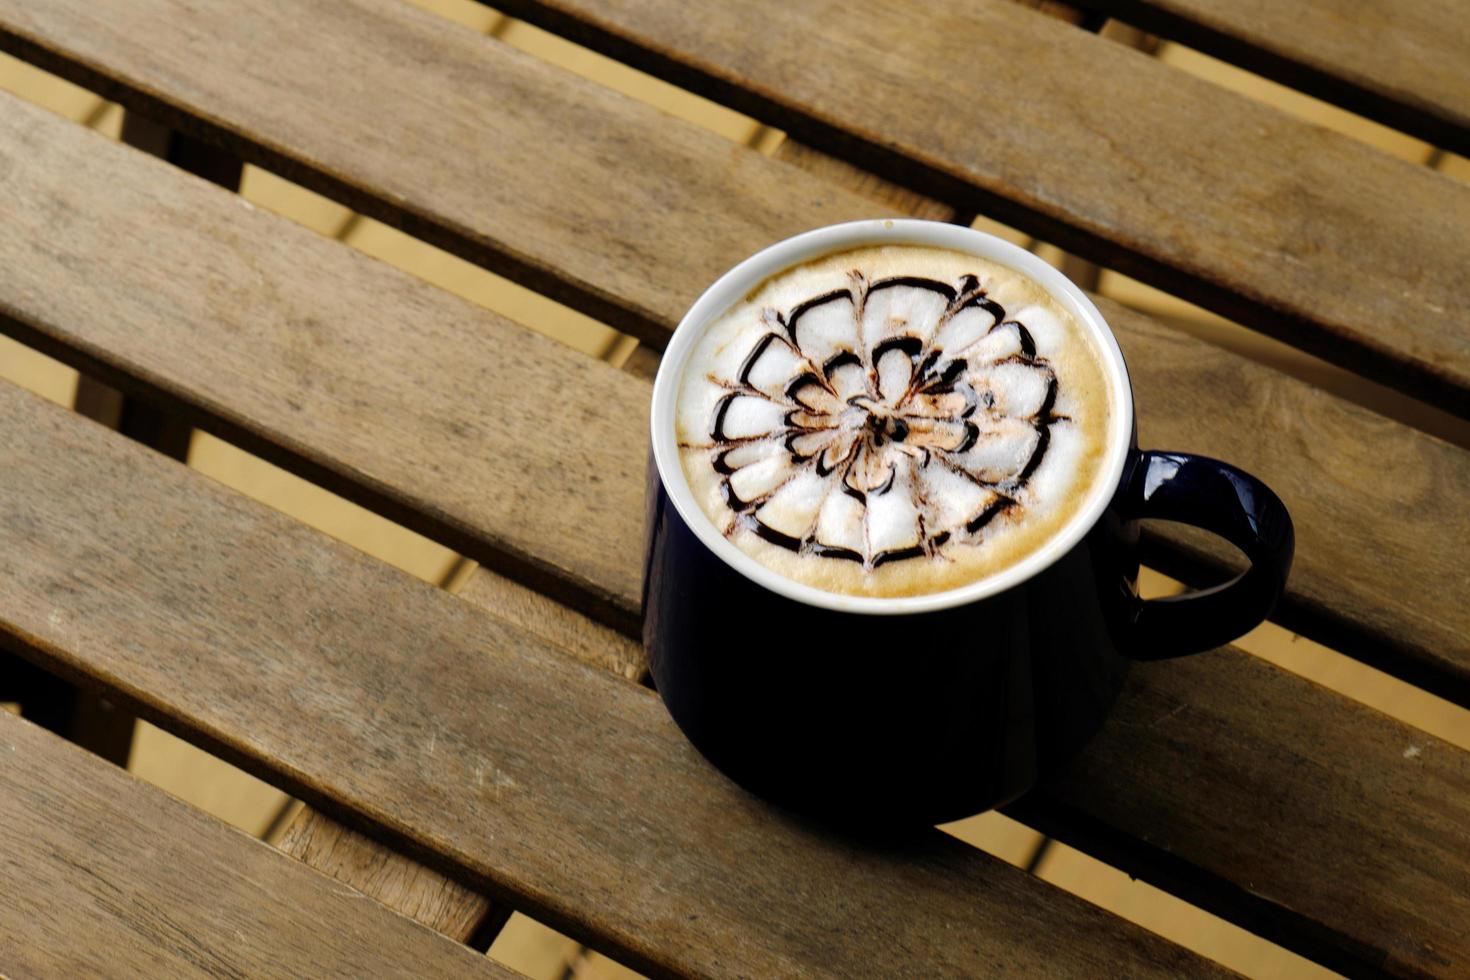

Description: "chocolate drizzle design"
697 273 1062 570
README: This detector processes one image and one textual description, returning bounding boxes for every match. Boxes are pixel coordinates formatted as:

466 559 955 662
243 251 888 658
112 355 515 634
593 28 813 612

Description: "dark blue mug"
644 220 1293 826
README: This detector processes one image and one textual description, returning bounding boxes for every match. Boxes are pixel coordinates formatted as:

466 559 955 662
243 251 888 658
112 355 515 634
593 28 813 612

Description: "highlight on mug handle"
1119 451 1295 660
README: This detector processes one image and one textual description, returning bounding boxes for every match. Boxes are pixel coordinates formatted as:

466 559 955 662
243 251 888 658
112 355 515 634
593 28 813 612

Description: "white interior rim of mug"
650 219 1135 615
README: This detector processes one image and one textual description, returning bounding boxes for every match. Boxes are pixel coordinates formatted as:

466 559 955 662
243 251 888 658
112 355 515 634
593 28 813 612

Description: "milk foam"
676 244 1113 598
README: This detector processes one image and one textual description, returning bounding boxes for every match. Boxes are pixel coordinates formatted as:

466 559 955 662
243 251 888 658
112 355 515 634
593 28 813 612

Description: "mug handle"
1118 450 1295 660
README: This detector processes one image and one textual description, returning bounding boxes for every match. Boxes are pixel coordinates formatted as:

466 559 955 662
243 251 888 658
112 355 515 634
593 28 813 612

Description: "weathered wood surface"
3 368 1466 977
45 111 235 772
0 710 513 978
0 77 1464 978
0 1 1458 974
1104 295 1470 705
485 0 1470 416
114 109 499 950
0 0 871 347
1010 648 1470 979
3 0 1468 414
277 807 504 947
0 382 1224 979
474 300 1470 976
0 90 651 635
458 567 645 682
1079 0 1470 154
771 139 960 223
274 565 646 949
2 92 1465 702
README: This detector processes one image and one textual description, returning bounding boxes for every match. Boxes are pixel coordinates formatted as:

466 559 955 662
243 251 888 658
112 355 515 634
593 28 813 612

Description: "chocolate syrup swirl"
703 273 1061 570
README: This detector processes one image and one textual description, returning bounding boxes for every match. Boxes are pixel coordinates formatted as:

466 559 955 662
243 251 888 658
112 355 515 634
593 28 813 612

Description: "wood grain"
48 110 236 772
1078 0 1470 155
1011 647 1470 978
125 94 515 945
480 0 1470 417
277 808 505 946
277 568 643 953
0 380 1222 979
771 139 960 222
3 91 1465 702
1105 296 1470 704
0 710 513 978
458 567 645 682
1 119 1464 965
0 0 876 347
476 139 1470 972
0 1 1452 975
0 90 652 635
771 128 1470 703
3 0 1467 414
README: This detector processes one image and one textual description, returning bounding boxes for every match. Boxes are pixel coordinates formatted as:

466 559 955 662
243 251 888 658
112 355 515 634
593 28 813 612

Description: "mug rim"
650 219 1135 615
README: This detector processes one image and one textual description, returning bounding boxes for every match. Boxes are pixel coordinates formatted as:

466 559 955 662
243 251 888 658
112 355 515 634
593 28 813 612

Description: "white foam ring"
699 274 1063 569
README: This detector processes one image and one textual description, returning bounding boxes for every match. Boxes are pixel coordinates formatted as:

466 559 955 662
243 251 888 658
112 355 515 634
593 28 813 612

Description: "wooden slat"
0 91 652 635
276 808 505 947
273 576 644 951
0 381 1223 979
465 561 1470 975
770 138 961 223
0 11 1452 975
494 0 1470 416
457 568 645 682
3 1 1469 415
113 106 516 948
297 566 637 951
1102 294 1470 704
0 74 1464 963
0 0 871 347
1007 647 1470 979
272 570 646 947
1079 0 1470 155
0 710 513 978
280 566 647 948
2 84 1468 969
42 111 236 779
2 92 1465 704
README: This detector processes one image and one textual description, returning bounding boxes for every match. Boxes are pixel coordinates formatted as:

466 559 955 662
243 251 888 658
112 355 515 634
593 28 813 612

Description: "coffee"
675 244 1113 598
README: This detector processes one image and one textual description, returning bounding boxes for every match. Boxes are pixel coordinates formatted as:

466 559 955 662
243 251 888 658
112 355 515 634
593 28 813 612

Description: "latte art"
677 245 1112 598
712 274 1058 565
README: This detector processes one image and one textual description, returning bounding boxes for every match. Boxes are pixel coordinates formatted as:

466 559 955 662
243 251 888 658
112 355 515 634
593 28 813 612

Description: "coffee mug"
643 219 1294 826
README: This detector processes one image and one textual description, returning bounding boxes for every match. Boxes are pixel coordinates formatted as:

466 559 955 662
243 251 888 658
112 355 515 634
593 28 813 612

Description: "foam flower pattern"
704 273 1060 568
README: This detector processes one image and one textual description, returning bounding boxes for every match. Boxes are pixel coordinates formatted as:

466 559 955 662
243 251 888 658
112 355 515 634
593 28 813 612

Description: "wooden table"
0 0 1466 975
